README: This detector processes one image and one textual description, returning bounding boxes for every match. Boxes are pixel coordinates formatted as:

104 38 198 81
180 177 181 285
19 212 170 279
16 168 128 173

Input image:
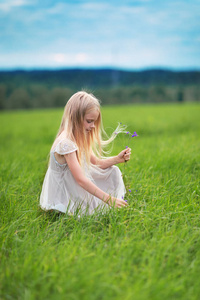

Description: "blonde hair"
56 91 126 165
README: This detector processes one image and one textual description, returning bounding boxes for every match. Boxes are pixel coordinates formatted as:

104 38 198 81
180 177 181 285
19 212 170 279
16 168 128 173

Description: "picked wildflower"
116 122 139 196
132 132 138 137
125 200 128 202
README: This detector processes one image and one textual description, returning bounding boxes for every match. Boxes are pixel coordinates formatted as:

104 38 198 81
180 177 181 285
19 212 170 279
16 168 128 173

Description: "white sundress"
40 138 126 215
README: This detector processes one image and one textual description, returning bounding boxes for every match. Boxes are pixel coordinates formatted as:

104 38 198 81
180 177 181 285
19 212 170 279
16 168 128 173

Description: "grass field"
0 103 200 300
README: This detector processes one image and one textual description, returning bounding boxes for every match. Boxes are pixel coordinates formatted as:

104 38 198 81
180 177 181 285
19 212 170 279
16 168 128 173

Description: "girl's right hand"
105 196 128 208
117 147 131 163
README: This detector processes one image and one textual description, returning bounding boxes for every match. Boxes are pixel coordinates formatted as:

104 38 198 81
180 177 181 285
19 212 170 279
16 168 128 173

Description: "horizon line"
0 66 200 72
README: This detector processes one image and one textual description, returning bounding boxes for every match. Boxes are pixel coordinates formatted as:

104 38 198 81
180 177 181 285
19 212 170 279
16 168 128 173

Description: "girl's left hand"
117 147 131 163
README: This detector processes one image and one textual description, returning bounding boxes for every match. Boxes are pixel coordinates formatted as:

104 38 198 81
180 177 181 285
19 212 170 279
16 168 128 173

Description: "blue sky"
0 0 200 70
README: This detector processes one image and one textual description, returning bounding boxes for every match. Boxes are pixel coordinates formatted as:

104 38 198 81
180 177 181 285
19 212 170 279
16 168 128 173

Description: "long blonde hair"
56 91 126 164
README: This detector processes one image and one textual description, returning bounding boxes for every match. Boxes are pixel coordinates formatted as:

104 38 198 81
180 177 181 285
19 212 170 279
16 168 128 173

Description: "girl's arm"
64 151 128 208
90 147 131 169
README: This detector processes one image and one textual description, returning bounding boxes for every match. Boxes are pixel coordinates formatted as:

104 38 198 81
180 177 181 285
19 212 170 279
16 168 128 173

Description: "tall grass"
0 103 200 300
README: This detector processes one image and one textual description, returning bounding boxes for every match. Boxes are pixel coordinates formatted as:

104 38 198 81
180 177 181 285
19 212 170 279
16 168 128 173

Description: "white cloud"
0 49 197 70
46 2 73 15
81 2 111 11
53 53 67 64
76 53 88 64
50 53 89 65
0 0 31 12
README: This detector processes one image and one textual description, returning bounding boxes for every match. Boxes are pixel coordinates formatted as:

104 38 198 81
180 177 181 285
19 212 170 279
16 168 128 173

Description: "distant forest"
0 68 200 110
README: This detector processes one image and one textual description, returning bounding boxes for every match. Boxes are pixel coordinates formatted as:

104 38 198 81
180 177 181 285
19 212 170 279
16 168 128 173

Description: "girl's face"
83 109 99 132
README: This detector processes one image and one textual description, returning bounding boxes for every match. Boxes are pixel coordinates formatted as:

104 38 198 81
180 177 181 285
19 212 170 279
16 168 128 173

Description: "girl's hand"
105 196 128 208
117 147 131 163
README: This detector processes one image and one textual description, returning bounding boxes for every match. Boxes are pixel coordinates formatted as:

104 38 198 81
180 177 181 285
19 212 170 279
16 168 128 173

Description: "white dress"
40 138 126 215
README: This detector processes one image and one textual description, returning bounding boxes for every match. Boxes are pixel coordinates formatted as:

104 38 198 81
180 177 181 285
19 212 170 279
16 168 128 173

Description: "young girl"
40 91 131 215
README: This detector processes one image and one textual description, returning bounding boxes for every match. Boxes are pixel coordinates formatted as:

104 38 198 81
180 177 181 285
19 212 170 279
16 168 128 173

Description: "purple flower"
126 131 130 134
132 131 138 137
122 196 124 199
126 146 128 149
129 189 131 192
125 200 128 202
115 132 118 135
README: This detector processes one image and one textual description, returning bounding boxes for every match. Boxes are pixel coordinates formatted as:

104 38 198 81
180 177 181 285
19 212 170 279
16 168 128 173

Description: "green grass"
0 103 200 300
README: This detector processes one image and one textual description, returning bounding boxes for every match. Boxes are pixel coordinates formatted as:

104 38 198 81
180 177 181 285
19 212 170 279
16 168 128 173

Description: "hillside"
0 68 200 88
0 68 200 109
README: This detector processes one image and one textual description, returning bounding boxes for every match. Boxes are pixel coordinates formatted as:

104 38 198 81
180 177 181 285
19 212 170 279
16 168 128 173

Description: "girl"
40 91 131 215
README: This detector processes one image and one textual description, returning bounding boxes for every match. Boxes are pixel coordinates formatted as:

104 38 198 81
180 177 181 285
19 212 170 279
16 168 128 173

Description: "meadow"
0 103 200 300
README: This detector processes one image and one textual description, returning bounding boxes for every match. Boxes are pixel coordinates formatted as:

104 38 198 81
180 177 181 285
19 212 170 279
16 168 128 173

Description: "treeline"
0 68 200 110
